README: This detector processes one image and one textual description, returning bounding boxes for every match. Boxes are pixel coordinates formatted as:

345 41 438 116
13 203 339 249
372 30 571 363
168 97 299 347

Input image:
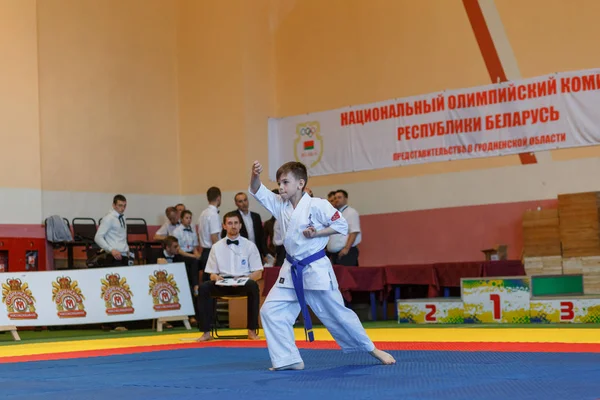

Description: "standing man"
327 190 361 266
327 191 336 206
222 192 267 259
197 187 222 280
94 194 133 267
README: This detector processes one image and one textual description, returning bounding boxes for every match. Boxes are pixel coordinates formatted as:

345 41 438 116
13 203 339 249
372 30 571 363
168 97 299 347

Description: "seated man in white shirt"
94 194 133 267
196 211 263 341
154 206 181 241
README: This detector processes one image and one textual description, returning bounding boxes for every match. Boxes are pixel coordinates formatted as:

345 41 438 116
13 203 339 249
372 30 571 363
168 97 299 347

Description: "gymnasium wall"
0 0 43 231
177 0 275 194
269 0 600 264
2 0 600 266
37 0 182 225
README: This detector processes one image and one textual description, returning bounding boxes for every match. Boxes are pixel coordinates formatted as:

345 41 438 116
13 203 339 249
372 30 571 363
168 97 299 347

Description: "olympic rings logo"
300 126 316 137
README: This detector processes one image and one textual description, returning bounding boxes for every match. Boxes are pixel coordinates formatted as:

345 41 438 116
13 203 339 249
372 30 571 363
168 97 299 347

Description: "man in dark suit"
221 192 267 260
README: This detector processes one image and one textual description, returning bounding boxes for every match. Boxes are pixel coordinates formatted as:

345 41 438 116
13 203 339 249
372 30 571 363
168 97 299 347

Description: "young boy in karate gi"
249 160 395 371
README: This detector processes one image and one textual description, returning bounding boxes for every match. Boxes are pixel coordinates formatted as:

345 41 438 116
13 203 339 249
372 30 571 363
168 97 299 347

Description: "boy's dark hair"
276 162 308 190
181 210 192 219
163 235 179 248
222 211 242 224
113 194 127 204
207 186 221 202
327 191 336 198
335 189 348 199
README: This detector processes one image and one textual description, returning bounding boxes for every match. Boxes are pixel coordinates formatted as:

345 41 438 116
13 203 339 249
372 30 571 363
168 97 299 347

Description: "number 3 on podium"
560 301 574 321
489 294 501 320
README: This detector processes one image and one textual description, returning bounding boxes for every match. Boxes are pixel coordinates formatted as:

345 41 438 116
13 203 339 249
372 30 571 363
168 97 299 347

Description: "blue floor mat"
1 348 599 400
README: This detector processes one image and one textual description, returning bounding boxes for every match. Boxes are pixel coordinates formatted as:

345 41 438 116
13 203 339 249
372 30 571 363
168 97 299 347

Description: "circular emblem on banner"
294 121 324 168
62 295 77 311
52 276 87 318
12 295 28 312
101 273 135 315
158 288 172 303
149 270 182 311
111 292 126 308
2 277 39 320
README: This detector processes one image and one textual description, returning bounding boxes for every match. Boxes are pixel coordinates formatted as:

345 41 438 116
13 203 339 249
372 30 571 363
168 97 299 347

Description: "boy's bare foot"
195 332 213 342
248 330 260 340
269 361 305 371
370 348 396 365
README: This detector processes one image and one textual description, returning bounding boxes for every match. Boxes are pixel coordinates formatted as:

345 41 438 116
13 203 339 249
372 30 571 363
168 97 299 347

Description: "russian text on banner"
268 68 600 178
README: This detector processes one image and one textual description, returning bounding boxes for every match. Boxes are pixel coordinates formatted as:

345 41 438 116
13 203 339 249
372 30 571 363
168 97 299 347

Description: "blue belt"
286 249 326 342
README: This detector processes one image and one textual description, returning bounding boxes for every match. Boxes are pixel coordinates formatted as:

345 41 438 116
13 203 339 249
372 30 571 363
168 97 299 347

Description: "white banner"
0 263 194 326
268 68 600 179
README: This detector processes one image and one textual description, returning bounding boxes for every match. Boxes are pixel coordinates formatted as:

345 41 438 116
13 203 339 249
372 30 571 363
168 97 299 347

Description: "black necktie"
184 228 192 232
227 239 239 246
118 215 125 228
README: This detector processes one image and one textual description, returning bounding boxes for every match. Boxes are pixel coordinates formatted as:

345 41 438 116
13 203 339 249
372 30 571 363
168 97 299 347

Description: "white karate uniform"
250 184 375 368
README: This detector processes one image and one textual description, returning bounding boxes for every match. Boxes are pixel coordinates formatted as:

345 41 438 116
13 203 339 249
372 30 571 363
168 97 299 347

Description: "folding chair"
72 218 97 242
126 218 149 241
71 218 100 261
210 293 260 339
44 217 72 269
127 218 160 264
44 217 72 250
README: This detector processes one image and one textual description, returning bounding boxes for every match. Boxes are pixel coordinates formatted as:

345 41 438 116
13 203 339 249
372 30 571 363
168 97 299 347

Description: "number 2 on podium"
425 304 437 322
489 294 501 320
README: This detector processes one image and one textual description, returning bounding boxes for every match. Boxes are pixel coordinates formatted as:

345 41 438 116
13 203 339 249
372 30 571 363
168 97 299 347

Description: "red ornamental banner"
268 68 600 179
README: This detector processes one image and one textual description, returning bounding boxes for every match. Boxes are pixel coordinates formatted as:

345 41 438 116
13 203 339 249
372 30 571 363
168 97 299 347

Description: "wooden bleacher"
522 191 600 294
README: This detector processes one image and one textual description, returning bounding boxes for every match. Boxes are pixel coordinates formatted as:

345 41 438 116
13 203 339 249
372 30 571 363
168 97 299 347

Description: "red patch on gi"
331 211 340 221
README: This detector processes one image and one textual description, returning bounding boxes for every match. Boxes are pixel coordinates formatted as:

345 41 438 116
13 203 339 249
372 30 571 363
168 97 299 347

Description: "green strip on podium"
531 274 584 297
